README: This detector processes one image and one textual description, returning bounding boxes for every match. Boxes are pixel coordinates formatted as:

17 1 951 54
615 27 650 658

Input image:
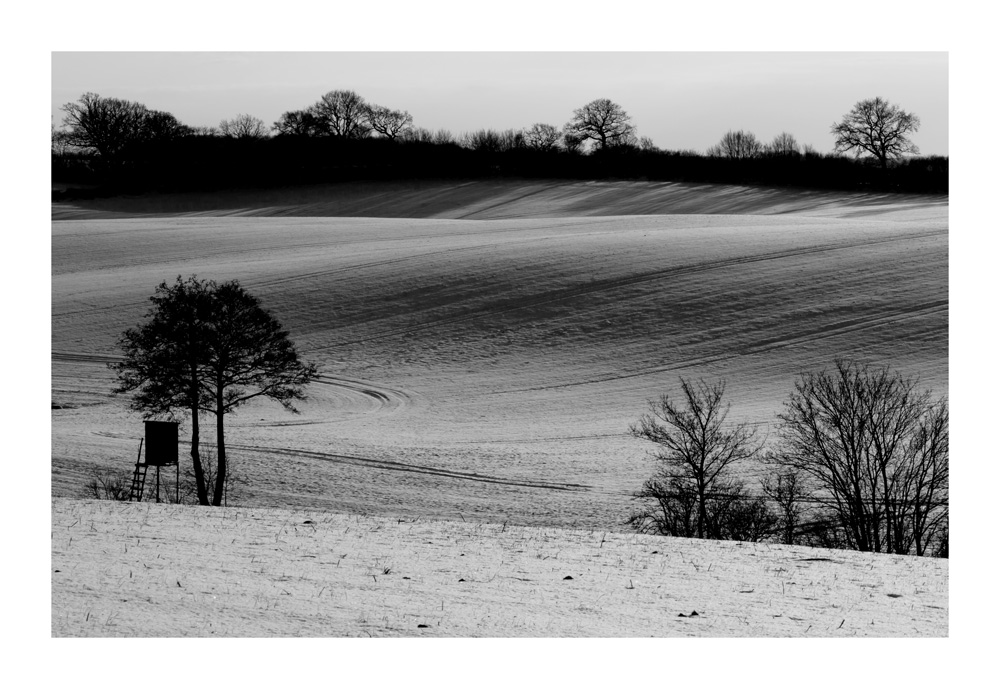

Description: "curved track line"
310 374 415 413
52 352 411 416
89 430 591 492
228 443 591 492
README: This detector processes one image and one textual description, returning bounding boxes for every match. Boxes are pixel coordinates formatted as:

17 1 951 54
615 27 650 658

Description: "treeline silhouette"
52 92 948 200
51 137 948 200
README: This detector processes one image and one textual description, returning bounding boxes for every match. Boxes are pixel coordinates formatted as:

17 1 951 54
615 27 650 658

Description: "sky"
51 52 948 156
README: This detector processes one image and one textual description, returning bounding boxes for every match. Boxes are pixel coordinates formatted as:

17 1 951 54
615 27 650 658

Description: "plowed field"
52 180 948 530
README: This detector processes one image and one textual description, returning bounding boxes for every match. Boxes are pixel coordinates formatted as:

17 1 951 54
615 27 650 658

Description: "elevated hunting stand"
129 420 179 503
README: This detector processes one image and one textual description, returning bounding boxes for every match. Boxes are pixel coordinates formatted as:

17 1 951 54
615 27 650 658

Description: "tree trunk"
696 482 706 539
212 390 227 507
190 404 209 505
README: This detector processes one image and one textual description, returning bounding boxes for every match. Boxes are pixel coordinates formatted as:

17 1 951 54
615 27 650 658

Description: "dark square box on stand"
144 420 179 466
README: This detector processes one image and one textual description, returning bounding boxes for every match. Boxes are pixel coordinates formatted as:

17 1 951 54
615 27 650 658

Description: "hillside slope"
52 178 948 221
52 205 947 529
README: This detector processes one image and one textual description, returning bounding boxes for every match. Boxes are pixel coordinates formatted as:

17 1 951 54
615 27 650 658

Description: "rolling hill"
51 179 948 532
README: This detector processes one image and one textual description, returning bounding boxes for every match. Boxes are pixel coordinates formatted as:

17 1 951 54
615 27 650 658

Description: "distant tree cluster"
272 89 413 140
628 360 948 557
219 113 269 140
53 92 945 196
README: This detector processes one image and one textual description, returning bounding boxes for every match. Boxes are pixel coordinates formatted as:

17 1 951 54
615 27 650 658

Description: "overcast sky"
51 52 948 156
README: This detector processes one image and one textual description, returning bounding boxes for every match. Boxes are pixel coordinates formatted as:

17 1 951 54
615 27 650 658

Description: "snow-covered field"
50 179 950 641
52 498 947 637
52 181 948 528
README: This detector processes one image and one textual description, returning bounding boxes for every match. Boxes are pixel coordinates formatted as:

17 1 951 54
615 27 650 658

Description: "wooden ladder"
129 438 147 502
129 463 148 502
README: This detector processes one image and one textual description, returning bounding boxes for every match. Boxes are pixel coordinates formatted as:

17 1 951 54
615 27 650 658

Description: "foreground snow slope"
51 498 947 637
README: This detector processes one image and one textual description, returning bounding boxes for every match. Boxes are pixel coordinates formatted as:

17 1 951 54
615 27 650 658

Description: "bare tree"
715 483 778 542
60 93 188 161
564 98 636 150
627 474 700 537
460 128 525 153
272 109 326 137
561 131 585 154
60 93 148 159
431 129 455 145
523 123 562 151
398 127 456 146
760 469 809 545
895 399 949 556
312 90 372 138
638 136 660 153
219 113 269 140
188 126 220 137
831 97 920 169
773 360 948 555
707 130 763 159
141 110 189 142
83 467 133 501
766 132 801 157
629 379 762 539
365 104 413 140
399 127 432 143
52 124 73 156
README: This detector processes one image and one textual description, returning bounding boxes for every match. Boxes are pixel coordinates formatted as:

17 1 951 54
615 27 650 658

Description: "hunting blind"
129 420 180 503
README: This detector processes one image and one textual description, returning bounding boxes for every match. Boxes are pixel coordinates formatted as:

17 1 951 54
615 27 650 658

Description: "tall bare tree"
219 113 269 140
629 379 762 539
831 97 920 169
312 90 372 138
773 360 947 555
365 104 413 140
564 98 636 150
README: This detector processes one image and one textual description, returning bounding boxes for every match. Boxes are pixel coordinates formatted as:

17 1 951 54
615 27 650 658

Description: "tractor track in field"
309 374 417 413
313 228 946 351
226 443 592 492
88 430 592 492
52 351 122 365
